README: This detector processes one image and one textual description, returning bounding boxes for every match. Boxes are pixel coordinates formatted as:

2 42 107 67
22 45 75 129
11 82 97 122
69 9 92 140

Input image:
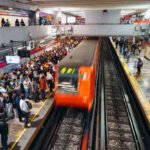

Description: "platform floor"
0 96 53 150
127 54 150 103
111 38 150 125
115 45 150 103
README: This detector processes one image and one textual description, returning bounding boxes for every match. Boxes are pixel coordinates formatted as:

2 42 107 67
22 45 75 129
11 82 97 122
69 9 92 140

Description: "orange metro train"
54 37 101 111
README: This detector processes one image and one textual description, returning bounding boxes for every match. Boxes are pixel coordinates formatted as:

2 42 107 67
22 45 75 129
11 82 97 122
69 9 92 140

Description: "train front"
54 66 89 110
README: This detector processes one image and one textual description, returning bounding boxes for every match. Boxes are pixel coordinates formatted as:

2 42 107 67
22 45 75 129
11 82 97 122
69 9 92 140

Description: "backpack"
26 100 32 109
5 103 14 119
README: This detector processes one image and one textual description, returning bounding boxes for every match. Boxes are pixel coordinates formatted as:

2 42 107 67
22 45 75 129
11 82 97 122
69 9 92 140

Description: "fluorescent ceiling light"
143 9 150 19
121 10 136 16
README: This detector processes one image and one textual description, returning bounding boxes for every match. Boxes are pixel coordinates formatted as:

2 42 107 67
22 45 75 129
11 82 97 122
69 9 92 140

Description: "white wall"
85 10 121 24
0 15 29 27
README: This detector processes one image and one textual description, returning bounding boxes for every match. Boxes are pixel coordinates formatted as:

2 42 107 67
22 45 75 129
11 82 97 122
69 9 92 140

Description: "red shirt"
40 78 46 90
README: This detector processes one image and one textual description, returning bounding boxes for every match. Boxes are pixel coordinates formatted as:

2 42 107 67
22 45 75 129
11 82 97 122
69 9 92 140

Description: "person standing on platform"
31 78 39 102
126 50 131 63
138 44 142 55
19 94 30 128
23 77 31 99
115 39 119 49
46 72 53 93
0 93 8 150
40 75 46 100
123 46 128 59
119 38 124 53
12 91 22 122
137 58 143 76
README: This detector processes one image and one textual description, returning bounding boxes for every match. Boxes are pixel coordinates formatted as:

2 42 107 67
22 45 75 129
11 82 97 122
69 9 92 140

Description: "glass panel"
57 67 78 94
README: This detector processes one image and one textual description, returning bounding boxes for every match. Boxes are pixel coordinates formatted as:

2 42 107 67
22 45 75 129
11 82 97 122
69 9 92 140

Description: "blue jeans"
41 90 45 99
24 88 30 99
15 89 21 95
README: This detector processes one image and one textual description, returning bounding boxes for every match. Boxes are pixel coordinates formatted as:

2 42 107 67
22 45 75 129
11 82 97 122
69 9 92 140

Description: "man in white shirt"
46 72 54 93
23 77 31 99
0 84 7 96
19 94 30 128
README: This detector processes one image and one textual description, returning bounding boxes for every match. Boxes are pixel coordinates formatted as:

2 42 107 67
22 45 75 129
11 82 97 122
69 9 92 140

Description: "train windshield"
57 67 78 94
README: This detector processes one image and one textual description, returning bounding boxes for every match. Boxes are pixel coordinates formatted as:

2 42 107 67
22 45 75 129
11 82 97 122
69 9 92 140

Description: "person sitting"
15 19 20 26
20 19 25 26
1 18 5 27
4 19 10 27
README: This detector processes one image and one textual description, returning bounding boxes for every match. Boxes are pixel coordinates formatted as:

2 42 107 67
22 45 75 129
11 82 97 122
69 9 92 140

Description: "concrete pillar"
55 11 62 25
35 9 40 25
133 36 135 44
28 9 40 26
28 11 36 26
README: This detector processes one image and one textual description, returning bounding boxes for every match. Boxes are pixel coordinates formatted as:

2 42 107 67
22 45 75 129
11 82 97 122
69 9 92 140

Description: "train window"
57 67 78 93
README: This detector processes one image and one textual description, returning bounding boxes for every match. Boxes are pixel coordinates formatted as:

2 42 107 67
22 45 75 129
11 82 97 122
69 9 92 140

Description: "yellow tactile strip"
110 38 150 128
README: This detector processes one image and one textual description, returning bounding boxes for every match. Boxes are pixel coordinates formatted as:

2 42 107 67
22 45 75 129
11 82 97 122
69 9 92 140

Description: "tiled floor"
115 44 150 104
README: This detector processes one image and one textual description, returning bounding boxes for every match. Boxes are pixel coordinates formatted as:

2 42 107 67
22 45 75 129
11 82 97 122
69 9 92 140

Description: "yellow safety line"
9 100 47 150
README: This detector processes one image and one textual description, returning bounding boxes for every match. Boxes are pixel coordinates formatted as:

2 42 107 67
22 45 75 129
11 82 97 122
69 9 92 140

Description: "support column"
133 36 135 44
28 9 40 26
35 9 40 25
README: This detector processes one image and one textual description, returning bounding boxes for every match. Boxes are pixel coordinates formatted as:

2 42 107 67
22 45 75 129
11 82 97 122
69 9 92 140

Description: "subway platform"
0 96 53 150
110 38 150 126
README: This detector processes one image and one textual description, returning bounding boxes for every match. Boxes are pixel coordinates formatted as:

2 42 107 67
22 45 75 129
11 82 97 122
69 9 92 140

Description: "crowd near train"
0 36 82 149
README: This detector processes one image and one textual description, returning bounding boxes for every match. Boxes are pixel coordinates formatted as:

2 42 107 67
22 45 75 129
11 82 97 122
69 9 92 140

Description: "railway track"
100 38 144 149
104 56 136 149
30 107 87 150
49 108 87 150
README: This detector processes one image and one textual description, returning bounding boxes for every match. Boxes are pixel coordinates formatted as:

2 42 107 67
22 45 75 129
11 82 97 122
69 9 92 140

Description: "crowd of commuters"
112 37 143 76
39 17 52 25
1 18 26 27
0 36 82 150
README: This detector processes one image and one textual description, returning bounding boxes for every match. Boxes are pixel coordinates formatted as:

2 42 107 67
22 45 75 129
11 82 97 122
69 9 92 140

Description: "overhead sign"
6 56 20 64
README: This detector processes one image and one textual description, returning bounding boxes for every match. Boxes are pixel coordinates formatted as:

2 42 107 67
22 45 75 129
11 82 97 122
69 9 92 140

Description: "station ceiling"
13 0 150 10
